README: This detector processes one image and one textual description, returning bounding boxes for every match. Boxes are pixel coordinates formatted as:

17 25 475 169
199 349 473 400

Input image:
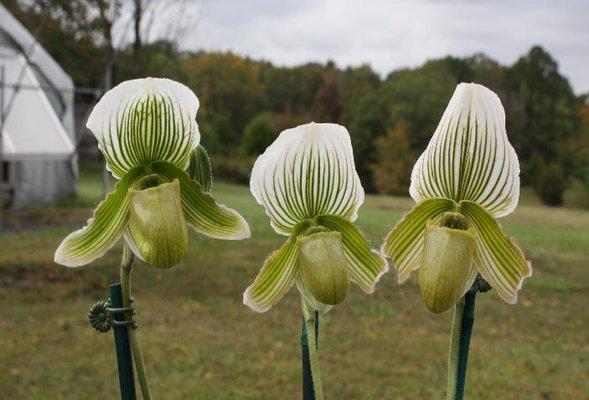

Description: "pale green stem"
120 244 153 400
301 300 324 400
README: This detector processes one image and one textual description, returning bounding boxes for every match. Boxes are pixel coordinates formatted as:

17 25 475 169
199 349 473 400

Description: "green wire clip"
88 298 137 333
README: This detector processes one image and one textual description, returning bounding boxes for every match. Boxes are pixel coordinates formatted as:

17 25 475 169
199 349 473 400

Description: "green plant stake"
119 246 152 400
382 83 532 399
446 278 491 400
57 78 250 398
109 283 137 400
453 290 475 400
244 122 388 398
301 312 319 400
88 249 146 399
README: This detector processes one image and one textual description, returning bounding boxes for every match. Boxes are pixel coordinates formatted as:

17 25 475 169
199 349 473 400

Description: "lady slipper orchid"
54 78 250 269
382 83 532 314
243 122 388 313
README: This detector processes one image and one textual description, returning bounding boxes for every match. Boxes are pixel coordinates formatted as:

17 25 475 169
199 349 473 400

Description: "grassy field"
0 170 588 399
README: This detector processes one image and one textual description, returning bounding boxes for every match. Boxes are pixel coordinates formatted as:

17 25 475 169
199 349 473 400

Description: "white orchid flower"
244 122 388 313
55 78 250 269
382 83 532 313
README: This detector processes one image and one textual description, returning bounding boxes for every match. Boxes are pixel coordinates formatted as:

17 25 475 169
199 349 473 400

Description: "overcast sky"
135 0 589 94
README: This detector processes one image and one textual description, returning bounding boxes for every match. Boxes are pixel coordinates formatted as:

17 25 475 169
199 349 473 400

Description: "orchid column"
55 78 250 398
381 83 532 399
244 122 389 399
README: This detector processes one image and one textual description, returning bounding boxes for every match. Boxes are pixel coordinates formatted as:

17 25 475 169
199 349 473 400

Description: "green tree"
118 40 186 81
182 52 265 145
565 99 589 208
260 62 324 116
199 114 234 156
243 113 277 156
506 46 580 186
312 80 343 123
370 121 415 195
534 162 567 206
381 63 458 152
347 93 389 189
339 65 380 123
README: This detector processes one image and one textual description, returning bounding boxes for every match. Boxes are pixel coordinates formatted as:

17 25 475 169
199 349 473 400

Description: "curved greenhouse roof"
0 3 75 161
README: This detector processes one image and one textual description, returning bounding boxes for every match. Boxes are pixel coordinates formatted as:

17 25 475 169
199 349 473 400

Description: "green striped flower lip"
87 77 200 179
55 78 250 269
382 83 532 307
244 123 388 313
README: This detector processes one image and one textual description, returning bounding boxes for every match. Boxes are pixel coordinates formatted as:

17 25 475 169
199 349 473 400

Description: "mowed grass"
0 172 588 399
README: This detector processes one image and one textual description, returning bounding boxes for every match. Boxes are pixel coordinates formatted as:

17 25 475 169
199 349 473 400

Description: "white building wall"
11 160 75 207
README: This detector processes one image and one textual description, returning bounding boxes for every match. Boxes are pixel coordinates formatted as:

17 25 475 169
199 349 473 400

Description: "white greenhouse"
0 4 76 208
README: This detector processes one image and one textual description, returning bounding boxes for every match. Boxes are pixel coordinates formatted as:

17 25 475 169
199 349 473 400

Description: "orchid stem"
120 244 153 400
301 300 324 400
446 290 477 400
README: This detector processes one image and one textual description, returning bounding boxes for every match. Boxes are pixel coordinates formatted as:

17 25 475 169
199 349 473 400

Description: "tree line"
6 0 589 206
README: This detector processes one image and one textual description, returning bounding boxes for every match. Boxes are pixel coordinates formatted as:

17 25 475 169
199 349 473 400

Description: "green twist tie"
88 299 136 333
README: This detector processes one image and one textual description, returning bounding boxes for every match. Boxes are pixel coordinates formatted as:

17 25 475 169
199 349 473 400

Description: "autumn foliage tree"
370 121 415 196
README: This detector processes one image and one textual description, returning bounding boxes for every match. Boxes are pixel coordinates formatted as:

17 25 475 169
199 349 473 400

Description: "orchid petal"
459 201 532 303
409 83 520 218
250 122 364 235
54 167 146 267
87 78 200 179
243 222 311 312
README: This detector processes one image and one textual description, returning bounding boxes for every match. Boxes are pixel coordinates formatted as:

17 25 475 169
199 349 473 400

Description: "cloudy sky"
136 0 589 94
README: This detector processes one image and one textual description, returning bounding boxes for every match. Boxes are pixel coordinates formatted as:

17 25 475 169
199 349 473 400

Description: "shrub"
207 155 252 185
370 121 415 195
534 163 566 206
243 113 277 156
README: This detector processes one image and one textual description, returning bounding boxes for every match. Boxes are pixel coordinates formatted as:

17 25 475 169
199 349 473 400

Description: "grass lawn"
0 170 587 399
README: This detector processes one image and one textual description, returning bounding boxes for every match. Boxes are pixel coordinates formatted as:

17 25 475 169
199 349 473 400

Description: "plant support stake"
120 246 153 400
301 311 319 400
109 283 137 400
88 247 152 399
446 290 477 400
301 302 324 400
